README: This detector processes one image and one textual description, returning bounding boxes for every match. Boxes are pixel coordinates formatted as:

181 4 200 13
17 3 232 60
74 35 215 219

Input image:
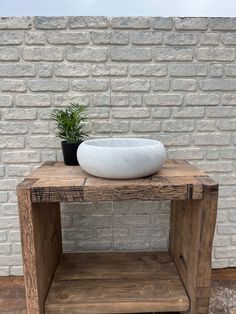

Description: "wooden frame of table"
17 160 218 314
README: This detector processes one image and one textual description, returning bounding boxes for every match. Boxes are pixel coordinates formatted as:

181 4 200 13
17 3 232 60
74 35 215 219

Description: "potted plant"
51 103 87 166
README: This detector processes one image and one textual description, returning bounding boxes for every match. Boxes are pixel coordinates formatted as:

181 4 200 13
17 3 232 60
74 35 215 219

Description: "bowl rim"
81 138 163 149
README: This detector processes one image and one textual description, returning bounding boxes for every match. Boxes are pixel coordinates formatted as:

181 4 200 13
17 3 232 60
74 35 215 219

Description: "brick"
94 121 129 133
93 94 109 107
63 229 93 240
0 80 26 92
208 147 224 159
111 79 150 92
151 108 171 118
0 193 8 203
215 247 236 258
175 17 208 30
66 47 108 62
207 107 236 118
225 65 236 77
34 16 67 29
195 161 232 172
2 151 40 163
0 231 7 242
111 17 151 29
11 243 22 254
0 64 35 77
169 64 207 77
167 148 203 160
29 80 68 92
210 64 223 77
54 94 91 107
114 214 150 226
153 17 173 30
30 122 49 135
218 199 236 208
152 80 170 91
110 47 152 61
112 108 149 118
110 95 128 107
0 32 22 45
200 79 236 91
25 31 45 45
6 165 31 177
210 17 236 30
165 32 197 45
158 134 191 146
200 33 220 45
214 236 230 246
185 93 220 105
0 136 25 148
3 108 37 120
196 48 235 61
173 79 197 91
16 94 51 107
132 120 161 132
218 120 236 131
90 31 109 44
47 31 89 44
0 181 19 191
72 79 108 91
222 94 236 105
114 240 149 251
92 64 127 76
0 267 9 276
0 244 11 254
28 136 60 148
129 95 142 107
75 240 112 251
130 227 164 238
154 48 193 61
163 120 194 132
74 215 111 227
0 255 23 266
0 17 32 29
23 47 63 61
129 64 166 77
0 122 27 134
38 64 52 78
0 165 5 177
0 95 12 107
173 107 205 118
55 64 90 77
230 210 236 222
1 203 18 216
131 31 162 45
96 228 128 238
222 33 236 45
69 16 108 29
193 133 230 146
87 107 109 119
150 239 168 250
144 94 182 106
110 31 129 44
197 120 216 131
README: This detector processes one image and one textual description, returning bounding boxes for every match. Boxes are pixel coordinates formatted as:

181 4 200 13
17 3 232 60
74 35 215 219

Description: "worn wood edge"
17 178 39 190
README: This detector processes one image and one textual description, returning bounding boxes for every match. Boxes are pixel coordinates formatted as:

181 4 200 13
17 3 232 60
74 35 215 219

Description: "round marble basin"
77 138 167 179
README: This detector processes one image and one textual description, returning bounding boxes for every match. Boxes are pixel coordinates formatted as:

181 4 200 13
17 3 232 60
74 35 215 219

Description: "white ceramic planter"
77 138 167 179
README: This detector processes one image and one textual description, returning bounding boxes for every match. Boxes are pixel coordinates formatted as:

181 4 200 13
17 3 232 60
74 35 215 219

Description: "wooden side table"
17 160 218 314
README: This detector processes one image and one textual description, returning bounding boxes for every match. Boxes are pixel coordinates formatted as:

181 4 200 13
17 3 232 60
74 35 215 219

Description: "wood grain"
18 160 217 202
169 183 218 314
17 184 62 314
45 252 189 313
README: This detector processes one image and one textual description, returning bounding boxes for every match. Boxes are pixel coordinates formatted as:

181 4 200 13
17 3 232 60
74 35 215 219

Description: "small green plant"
51 103 88 144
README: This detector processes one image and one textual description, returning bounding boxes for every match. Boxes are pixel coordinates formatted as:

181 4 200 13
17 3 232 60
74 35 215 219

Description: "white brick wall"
0 16 236 274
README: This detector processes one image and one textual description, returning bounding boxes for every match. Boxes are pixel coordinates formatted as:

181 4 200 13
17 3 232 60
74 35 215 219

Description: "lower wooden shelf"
45 252 190 314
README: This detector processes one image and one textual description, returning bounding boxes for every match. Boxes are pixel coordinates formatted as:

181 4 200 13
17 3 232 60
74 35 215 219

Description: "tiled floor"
0 273 236 313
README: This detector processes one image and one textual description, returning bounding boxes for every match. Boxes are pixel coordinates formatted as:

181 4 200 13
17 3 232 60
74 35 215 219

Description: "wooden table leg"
169 185 218 314
17 181 62 314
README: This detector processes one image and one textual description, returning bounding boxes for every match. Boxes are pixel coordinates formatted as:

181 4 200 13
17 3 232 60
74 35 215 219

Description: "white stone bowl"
77 138 167 179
